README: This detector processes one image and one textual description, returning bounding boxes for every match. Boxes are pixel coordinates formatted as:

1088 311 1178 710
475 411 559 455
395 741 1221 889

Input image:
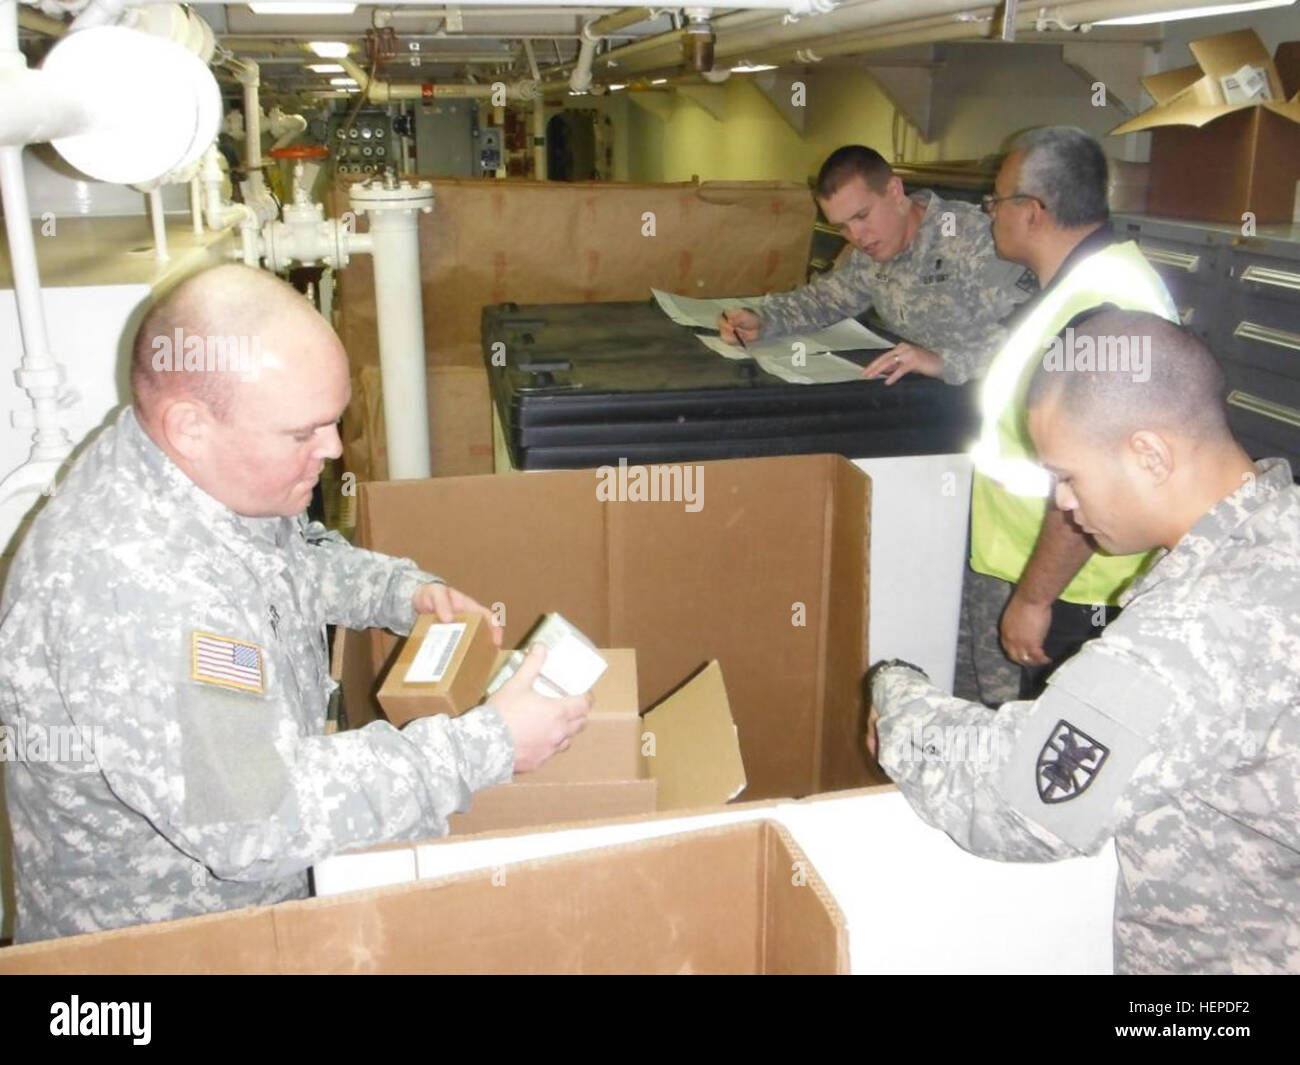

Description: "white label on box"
1220 64 1270 104
404 622 466 683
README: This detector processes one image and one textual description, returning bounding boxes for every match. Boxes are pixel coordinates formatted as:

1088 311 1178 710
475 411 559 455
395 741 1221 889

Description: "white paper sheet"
651 288 763 329
754 351 865 385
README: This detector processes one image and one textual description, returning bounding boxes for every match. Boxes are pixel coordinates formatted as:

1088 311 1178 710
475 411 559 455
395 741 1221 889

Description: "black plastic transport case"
482 300 981 470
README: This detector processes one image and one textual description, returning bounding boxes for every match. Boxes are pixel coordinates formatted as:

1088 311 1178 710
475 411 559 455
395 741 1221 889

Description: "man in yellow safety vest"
957 126 1179 705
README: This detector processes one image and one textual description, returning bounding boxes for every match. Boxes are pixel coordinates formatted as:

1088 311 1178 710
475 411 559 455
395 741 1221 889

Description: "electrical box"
327 111 393 177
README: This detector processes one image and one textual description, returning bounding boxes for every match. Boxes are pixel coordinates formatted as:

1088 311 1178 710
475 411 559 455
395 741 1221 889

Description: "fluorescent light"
609 83 626 91
651 77 667 85
731 63 777 73
308 63 344 74
308 41 351 58
1094 0 1292 25
329 77 358 86
250 4 357 14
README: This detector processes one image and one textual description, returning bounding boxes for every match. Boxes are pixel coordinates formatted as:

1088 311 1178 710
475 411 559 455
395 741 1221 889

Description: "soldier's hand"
862 342 943 385
490 644 592 774
413 582 504 647
1000 590 1052 667
718 309 761 346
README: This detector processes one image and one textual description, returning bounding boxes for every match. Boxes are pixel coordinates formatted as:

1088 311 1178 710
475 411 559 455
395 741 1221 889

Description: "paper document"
804 318 892 351
697 334 754 361
652 288 763 330
754 351 865 386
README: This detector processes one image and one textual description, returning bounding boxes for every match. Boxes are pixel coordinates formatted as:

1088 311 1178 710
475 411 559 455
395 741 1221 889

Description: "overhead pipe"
336 52 538 102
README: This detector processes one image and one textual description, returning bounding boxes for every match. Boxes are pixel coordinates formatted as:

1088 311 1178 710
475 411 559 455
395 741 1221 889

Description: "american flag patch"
191 631 264 694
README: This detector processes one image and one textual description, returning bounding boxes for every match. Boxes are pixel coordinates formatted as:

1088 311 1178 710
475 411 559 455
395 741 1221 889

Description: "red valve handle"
269 144 330 160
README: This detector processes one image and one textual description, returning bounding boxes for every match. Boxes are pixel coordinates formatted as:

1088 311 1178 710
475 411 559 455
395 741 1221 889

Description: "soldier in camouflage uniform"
0 264 590 942
870 311 1300 973
717 144 1035 386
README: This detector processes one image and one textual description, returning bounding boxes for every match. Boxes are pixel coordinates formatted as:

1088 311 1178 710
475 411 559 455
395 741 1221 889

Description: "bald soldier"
870 311 1300 973
0 264 591 942
718 145 1034 385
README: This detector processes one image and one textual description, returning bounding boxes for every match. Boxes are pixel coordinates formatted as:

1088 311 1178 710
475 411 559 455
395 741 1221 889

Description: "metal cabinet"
1115 213 1300 473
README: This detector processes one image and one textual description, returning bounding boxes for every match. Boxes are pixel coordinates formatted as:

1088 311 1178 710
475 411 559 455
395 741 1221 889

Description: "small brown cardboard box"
1111 29 1300 223
0 820 847 974
376 612 498 726
447 656 748 836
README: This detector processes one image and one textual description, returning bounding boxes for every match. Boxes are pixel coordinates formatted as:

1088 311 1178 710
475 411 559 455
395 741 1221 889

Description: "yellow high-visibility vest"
969 239 1178 605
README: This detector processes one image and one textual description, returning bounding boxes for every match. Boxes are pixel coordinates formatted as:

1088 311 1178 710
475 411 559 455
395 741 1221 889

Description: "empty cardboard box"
0 820 846 974
376 612 498 726
341 453 875 811
1111 29 1300 224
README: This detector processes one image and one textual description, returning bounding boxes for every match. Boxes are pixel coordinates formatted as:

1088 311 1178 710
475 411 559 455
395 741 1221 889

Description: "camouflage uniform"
0 408 515 943
874 459 1300 974
758 190 1035 385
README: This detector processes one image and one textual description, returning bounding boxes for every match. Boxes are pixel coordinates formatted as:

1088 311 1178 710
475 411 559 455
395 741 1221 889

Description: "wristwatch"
866 658 930 686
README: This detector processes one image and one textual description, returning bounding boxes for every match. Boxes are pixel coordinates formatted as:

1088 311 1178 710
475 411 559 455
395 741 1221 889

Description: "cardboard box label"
405 622 466 684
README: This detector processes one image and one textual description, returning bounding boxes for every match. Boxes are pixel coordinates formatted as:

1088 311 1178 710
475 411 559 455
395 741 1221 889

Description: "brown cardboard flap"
0 820 846 974
643 661 747 809
1188 27 1276 84
1141 64 1203 106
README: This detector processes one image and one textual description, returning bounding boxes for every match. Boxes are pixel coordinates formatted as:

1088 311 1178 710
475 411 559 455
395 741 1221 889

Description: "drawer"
1224 391 1300 471
1229 249 1300 309
1220 360 1300 431
1221 298 1300 385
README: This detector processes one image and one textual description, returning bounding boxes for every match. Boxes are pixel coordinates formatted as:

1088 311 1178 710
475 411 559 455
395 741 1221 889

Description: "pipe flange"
349 178 435 215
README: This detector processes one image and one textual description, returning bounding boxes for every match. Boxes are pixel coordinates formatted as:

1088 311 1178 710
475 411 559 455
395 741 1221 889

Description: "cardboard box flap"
643 661 746 809
1277 41 1300 99
1264 96 1300 123
1187 27 1276 84
1140 63 1206 105
1111 98 1244 135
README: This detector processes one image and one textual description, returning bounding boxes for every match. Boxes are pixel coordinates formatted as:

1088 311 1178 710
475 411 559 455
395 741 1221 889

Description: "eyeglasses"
980 192 1045 215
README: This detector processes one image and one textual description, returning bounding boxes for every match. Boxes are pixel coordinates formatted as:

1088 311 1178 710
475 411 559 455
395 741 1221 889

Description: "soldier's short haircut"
1026 309 1234 446
130 264 302 422
1010 126 1110 228
815 145 895 200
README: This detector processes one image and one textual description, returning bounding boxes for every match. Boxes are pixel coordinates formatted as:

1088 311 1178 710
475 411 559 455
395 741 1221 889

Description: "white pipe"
569 24 599 93
532 95 546 181
0 145 69 464
148 186 169 262
0 66 99 146
201 144 261 266
522 38 541 82
190 175 203 233
1 0 15 51
365 209 431 479
240 60 263 173
69 0 128 32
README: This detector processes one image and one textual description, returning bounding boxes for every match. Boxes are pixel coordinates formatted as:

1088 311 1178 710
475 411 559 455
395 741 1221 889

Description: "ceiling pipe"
336 51 538 100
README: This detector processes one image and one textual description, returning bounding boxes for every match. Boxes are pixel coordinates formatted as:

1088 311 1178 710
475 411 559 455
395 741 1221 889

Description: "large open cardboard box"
1111 29 1300 223
0 820 846 975
342 452 877 811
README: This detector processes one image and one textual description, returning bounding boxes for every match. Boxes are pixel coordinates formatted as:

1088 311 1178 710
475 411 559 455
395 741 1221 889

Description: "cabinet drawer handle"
1142 247 1200 272
1239 265 1300 293
1228 390 1300 430
1234 321 1300 353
